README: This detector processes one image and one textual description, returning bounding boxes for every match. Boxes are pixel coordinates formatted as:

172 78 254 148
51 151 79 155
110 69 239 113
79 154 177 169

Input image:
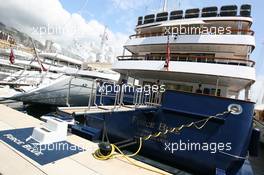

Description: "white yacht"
0 38 85 99
58 3 258 175
8 51 120 106
0 31 34 80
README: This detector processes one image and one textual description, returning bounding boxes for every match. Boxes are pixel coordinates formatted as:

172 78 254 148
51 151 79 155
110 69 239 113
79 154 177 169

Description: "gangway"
61 78 163 116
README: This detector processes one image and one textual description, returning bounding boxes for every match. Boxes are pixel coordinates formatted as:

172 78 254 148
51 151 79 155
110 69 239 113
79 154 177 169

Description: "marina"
0 0 263 175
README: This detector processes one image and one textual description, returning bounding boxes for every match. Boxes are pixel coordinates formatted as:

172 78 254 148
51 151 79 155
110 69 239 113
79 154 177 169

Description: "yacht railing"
117 55 255 67
66 78 163 108
129 29 254 39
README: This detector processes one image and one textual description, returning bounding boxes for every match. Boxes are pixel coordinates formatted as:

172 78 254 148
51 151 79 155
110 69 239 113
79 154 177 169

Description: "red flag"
164 35 170 70
9 48 15 64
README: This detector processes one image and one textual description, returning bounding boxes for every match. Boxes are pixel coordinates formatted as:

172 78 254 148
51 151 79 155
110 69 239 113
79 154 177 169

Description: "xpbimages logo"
97 82 166 96
164 140 232 154
164 25 232 36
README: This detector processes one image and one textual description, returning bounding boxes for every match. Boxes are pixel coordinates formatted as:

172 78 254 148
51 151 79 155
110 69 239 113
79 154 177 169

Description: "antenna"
100 26 108 51
163 0 168 12
96 26 108 62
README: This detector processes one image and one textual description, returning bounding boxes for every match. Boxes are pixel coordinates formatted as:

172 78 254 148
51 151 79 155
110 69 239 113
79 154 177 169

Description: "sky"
0 0 263 101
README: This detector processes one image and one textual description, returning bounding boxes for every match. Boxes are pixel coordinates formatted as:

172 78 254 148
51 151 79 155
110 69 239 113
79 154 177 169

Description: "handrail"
88 79 99 109
93 82 163 108
66 76 75 107
117 55 255 67
129 29 254 39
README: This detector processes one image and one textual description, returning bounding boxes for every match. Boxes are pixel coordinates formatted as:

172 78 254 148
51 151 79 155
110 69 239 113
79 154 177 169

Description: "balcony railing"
117 55 255 67
129 29 254 39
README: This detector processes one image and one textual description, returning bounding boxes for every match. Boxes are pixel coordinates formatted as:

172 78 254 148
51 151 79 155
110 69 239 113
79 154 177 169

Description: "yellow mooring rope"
92 110 231 174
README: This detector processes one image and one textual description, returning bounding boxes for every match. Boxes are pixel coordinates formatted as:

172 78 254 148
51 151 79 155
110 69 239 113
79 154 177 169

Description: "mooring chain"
142 110 231 141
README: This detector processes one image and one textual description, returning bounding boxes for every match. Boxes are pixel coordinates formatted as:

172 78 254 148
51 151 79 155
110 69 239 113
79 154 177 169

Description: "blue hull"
74 90 255 174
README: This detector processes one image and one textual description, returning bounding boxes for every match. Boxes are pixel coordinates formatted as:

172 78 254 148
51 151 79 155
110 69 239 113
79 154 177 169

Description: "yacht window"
179 57 187 61
143 81 153 86
59 61 68 66
211 88 221 96
203 88 210 95
207 58 215 63
69 63 75 68
137 16 143 25
165 83 193 92
44 57 53 64
240 4 251 17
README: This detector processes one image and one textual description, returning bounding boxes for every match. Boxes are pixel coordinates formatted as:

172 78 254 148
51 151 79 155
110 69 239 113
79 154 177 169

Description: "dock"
0 104 171 175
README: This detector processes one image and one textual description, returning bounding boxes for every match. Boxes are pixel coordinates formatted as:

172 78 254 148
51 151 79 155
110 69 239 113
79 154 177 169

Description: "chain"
143 110 231 141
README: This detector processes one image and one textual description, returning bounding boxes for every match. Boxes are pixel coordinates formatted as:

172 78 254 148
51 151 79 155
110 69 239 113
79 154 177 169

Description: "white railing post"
88 79 97 109
66 76 74 107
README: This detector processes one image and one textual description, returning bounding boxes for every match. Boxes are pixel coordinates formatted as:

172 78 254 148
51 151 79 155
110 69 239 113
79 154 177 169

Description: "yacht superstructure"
110 4 257 174
114 4 255 100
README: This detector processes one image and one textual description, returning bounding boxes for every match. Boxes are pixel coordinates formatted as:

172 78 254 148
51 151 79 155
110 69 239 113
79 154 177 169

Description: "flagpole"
31 38 47 71
163 0 168 12
165 34 170 71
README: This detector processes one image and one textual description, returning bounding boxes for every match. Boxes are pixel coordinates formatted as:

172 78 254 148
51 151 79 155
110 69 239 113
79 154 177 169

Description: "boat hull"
81 90 254 175
11 75 94 106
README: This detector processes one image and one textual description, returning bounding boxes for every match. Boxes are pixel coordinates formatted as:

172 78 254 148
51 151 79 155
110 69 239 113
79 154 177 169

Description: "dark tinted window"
185 8 200 18
170 10 183 20
202 6 218 17
144 14 155 24
220 5 237 16
137 16 143 25
240 4 251 17
156 12 168 22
